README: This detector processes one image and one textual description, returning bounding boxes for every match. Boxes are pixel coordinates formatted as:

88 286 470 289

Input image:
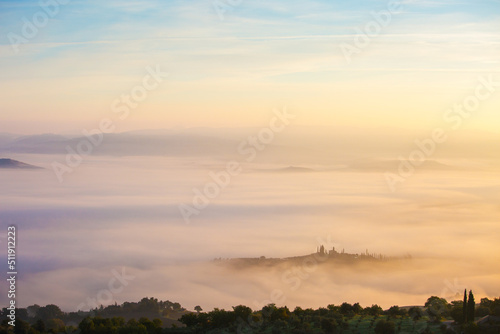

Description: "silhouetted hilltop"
215 245 409 269
0 158 43 169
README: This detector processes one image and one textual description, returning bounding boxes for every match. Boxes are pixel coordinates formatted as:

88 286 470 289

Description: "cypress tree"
463 289 467 323
467 290 475 322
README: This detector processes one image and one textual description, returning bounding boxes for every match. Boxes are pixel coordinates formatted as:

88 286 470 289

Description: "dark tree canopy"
467 290 476 322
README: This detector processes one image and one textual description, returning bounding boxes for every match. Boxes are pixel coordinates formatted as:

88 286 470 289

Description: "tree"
425 296 449 322
463 289 468 323
179 313 198 327
480 298 492 309
374 319 395 334
408 306 423 321
137 317 161 334
408 306 424 333
320 318 337 334
491 298 500 316
194 306 202 313
27 305 41 318
78 317 95 334
232 305 252 320
46 318 65 333
339 302 353 316
138 297 159 313
467 290 475 322
365 304 383 316
37 305 63 320
352 303 363 315
13 319 30 334
207 308 233 329
475 306 490 317
450 303 464 324
387 305 406 317
33 319 46 333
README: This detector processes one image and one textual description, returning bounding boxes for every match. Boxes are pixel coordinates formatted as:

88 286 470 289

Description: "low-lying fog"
0 128 499 312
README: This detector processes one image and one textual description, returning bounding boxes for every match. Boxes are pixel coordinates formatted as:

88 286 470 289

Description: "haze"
0 0 499 314
0 128 499 311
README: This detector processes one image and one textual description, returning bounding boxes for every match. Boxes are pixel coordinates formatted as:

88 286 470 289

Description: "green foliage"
339 303 354 316
178 313 197 328
480 297 492 309
36 305 63 321
180 302 346 333
45 318 65 333
79 317 95 334
32 320 45 333
386 305 407 318
374 319 395 334
364 304 383 316
425 296 450 322
352 303 363 315
408 306 423 321
475 306 490 317
5 294 500 334
320 317 337 334
13 319 30 334
450 303 464 324
27 306 41 319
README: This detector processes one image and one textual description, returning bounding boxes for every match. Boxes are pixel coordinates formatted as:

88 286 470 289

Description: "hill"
0 158 43 169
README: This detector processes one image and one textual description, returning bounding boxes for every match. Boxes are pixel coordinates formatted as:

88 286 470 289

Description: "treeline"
0 298 187 333
1 296 500 334
177 296 500 334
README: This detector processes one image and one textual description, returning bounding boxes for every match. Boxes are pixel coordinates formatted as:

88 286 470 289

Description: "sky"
0 0 499 313
0 0 499 134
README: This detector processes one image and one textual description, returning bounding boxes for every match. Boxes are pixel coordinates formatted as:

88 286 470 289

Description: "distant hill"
347 159 458 172
0 158 43 169
277 166 315 173
214 245 407 270
255 166 316 173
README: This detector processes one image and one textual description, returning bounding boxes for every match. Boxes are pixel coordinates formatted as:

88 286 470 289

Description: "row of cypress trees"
463 289 475 323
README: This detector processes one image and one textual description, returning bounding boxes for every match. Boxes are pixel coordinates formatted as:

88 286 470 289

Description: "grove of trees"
1 295 500 334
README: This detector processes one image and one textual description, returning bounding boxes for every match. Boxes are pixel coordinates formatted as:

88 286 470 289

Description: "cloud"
0 142 499 309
